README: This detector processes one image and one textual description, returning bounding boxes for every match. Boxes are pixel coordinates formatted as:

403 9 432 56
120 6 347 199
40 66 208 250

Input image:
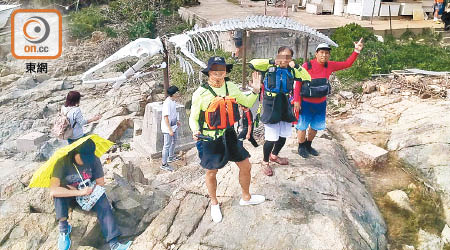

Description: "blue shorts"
295 100 327 131
434 3 444 13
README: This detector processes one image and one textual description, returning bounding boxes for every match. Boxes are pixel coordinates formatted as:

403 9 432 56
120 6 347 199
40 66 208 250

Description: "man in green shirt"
189 56 265 223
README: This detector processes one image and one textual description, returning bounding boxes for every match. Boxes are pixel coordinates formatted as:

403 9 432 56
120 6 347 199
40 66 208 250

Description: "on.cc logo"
11 9 62 59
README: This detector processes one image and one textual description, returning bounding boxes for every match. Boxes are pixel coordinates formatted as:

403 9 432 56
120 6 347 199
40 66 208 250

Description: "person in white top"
62 91 102 144
160 86 181 171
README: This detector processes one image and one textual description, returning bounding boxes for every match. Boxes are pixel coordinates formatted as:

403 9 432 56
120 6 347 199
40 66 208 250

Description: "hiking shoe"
210 204 223 223
111 241 132 250
160 164 175 172
58 225 72 250
239 195 266 206
168 155 182 163
298 142 309 158
305 141 319 156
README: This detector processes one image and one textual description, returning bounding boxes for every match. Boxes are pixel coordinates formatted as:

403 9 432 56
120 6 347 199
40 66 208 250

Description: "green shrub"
400 29 416 40
69 6 108 38
127 10 157 39
329 23 450 84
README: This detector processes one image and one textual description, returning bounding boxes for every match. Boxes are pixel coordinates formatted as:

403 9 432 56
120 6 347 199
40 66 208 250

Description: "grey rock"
35 74 51 83
0 74 21 86
16 77 38 90
37 138 66 161
93 116 131 142
386 190 414 212
339 90 354 99
417 229 443 250
122 162 149 185
442 224 450 244
131 139 388 250
61 79 75 90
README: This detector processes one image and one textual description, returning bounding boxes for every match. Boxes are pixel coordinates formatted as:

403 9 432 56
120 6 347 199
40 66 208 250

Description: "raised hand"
289 61 296 68
354 37 364 53
249 71 261 93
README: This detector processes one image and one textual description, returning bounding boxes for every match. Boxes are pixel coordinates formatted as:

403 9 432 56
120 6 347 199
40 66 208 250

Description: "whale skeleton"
81 15 338 88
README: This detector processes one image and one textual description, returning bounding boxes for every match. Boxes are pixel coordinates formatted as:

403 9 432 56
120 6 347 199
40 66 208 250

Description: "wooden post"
370 0 376 24
389 5 393 35
265 0 267 15
303 36 309 62
162 38 170 97
242 30 248 89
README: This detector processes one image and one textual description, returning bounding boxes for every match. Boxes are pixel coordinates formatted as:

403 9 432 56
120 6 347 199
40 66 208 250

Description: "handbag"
73 164 105 211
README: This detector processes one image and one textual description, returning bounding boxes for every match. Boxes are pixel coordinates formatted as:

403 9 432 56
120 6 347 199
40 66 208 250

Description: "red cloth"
294 51 359 105
245 110 252 128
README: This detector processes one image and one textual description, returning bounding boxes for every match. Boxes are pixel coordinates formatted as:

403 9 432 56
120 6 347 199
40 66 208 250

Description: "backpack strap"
198 110 205 134
202 83 217 97
307 61 328 69
202 82 229 97
63 107 77 128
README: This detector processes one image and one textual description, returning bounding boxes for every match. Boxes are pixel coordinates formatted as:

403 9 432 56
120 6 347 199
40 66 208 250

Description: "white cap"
316 43 331 52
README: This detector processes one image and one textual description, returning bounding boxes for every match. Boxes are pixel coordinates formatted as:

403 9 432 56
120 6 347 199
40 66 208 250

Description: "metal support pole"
265 0 267 15
242 30 248 89
389 5 393 35
303 36 309 62
370 0 376 24
162 38 170 97
283 0 289 17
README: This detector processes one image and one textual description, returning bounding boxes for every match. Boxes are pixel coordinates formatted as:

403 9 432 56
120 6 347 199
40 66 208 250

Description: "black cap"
201 56 233 76
167 86 179 96
77 139 96 166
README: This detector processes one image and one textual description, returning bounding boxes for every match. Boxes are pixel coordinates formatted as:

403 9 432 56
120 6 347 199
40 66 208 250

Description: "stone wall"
133 102 195 158
247 30 319 59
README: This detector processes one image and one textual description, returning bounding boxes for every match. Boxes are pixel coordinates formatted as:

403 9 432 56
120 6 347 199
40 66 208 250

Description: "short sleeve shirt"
52 155 104 188
161 97 179 134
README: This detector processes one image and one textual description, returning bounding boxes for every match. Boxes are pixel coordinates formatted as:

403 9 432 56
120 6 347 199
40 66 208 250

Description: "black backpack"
301 61 331 98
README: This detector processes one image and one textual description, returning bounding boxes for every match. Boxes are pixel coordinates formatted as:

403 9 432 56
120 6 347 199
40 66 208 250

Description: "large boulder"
329 91 450 226
387 101 450 172
130 138 388 250
387 101 450 224
0 167 170 250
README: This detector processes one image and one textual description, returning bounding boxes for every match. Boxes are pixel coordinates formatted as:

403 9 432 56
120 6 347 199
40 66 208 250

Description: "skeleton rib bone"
82 16 337 86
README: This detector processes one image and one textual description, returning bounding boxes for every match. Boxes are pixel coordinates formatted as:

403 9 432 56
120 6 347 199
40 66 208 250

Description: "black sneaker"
298 142 309 158
160 164 175 172
305 141 319 156
168 155 182 163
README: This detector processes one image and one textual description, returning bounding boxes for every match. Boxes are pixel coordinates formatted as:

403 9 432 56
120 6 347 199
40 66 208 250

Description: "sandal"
270 154 289 165
261 161 273 176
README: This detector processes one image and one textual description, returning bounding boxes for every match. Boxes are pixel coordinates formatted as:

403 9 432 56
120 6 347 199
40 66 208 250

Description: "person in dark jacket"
238 105 259 147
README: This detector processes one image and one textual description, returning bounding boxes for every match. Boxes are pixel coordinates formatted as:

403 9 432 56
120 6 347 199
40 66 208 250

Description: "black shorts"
200 129 250 170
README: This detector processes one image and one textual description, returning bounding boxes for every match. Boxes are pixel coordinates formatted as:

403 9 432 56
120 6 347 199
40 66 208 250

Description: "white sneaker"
210 204 222 223
239 195 266 206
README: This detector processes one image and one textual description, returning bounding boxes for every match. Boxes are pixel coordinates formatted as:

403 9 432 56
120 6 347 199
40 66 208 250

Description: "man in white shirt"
160 86 181 171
